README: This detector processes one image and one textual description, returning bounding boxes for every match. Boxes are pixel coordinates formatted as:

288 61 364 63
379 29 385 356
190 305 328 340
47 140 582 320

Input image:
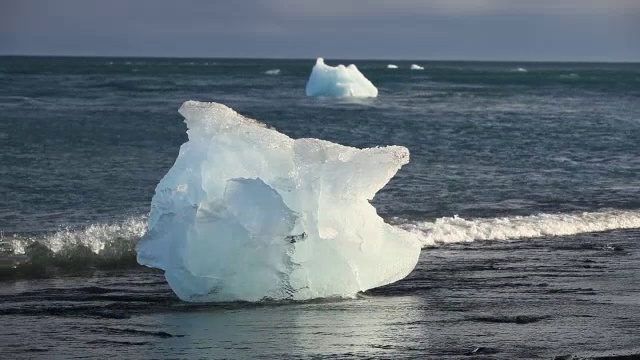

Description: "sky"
1 0 639 61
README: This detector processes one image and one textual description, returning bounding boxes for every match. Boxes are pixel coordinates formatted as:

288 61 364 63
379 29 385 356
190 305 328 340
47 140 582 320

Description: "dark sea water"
0 57 639 359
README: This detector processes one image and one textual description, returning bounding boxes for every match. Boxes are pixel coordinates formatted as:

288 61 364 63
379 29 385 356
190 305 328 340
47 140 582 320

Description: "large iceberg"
136 101 421 302
305 58 378 97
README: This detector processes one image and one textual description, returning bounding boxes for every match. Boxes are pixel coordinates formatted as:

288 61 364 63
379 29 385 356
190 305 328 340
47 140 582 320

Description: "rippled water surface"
0 57 639 359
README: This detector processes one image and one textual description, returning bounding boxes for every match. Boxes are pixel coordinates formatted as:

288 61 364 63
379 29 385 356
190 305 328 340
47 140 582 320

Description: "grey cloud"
265 0 640 16
1 0 638 61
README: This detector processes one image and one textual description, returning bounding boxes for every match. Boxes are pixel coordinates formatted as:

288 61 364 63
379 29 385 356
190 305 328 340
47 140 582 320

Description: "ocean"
0 56 639 359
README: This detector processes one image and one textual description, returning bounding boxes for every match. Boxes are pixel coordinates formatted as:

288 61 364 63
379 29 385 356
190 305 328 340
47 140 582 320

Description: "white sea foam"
560 73 580 80
410 64 424 70
512 67 528 73
2 209 639 269
6 216 146 256
265 69 281 75
387 64 398 69
398 210 640 247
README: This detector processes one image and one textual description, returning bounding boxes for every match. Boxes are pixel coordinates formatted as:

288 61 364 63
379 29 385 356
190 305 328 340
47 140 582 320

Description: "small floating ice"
305 58 378 97
265 69 281 75
410 64 424 70
512 68 528 73
387 64 398 69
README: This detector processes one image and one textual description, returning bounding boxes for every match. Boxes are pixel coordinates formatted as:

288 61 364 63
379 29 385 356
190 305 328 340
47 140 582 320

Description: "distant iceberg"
136 101 421 302
512 68 527 73
387 64 398 69
265 69 280 75
305 58 378 97
410 64 424 70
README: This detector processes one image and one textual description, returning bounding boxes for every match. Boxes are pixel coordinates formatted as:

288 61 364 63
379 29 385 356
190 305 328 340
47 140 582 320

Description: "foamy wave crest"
4 216 146 262
396 210 640 247
3 210 639 274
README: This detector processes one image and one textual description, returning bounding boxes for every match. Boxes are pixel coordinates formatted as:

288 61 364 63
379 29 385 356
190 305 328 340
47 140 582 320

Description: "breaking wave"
2 209 639 277
397 209 640 247
6 216 146 256
1 217 146 277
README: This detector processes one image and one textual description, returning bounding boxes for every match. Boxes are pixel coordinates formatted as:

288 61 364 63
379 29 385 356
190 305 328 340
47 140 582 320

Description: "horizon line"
0 53 638 65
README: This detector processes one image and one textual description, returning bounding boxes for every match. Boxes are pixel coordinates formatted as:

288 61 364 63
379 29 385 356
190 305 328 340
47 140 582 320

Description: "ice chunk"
136 101 421 302
265 69 280 75
512 67 527 73
305 58 378 97
387 64 398 69
410 64 424 70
